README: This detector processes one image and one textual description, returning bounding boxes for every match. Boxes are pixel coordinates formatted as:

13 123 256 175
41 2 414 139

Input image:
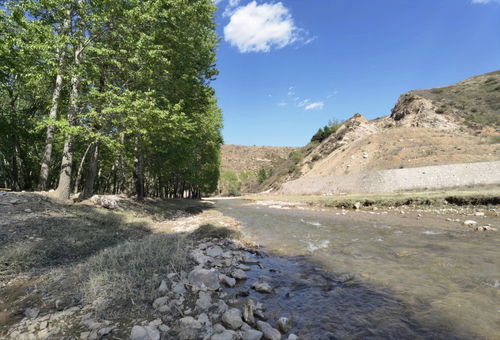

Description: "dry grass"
74 233 190 317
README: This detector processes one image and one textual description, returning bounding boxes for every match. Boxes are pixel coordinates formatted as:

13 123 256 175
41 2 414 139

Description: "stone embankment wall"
280 161 500 195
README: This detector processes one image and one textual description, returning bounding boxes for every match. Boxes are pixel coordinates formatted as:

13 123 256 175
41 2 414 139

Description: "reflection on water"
214 200 500 339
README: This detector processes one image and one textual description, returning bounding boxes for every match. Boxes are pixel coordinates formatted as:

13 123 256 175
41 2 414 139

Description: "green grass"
248 187 500 208
413 70 500 128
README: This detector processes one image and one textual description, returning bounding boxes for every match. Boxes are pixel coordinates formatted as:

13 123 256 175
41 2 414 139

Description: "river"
212 199 500 339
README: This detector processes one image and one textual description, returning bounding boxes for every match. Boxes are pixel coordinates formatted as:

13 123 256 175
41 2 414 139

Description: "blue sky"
213 0 500 146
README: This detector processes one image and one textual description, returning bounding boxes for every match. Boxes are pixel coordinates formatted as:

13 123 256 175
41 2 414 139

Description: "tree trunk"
133 137 145 201
81 142 99 199
38 9 71 191
55 27 84 200
73 142 93 194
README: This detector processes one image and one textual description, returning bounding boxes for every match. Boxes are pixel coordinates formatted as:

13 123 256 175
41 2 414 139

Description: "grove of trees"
0 0 223 200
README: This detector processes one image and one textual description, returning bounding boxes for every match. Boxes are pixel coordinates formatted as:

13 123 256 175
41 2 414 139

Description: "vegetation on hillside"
310 119 343 142
413 70 500 127
0 0 222 200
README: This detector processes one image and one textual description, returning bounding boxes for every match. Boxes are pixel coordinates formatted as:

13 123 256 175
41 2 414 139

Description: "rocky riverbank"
0 192 300 339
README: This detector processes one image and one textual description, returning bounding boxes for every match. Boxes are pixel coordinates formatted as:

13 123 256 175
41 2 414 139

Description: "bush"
257 168 267 183
289 150 303 164
312 154 321 162
310 119 342 142
435 108 445 114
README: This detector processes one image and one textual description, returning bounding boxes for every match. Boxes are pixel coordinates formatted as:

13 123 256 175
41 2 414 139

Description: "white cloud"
305 102 324 110
224 1 305 53
223 0 242 17
471 0 500 3
298 99 310 107
277 101 288 106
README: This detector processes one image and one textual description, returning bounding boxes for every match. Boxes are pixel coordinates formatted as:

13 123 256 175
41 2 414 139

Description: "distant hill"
412 70 500 128
259 70 500 194
218 145 295 195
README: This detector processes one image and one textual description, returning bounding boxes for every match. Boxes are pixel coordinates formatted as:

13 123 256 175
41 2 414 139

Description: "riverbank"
0 192 299 339
245 188 499 232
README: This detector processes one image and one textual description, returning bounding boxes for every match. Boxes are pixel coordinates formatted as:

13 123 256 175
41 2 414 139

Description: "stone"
277 317 291 333
24 208 32 213
287 335 299 340
231 269 247 280
191 251 210 265
213 323 226 334
98 327 114 336
172 282 187 295
257 321 281 340
237 264 251 271
220 275 236 287
188 269 220 291
474 212 485 216
242 329 264 340
206 245 224 257
149 319 162 327
152 296 169 310
158 324 170 333
222 308 243 330
211 330 237 340
130 325 160 340
353 202 361 210
242 299 256 325
251 282 272 293
177 317 202 340
463 220 477 227
39 321 48 330
476 226 497 231
158 280 168 295
196 291 212 310
24 308 39 319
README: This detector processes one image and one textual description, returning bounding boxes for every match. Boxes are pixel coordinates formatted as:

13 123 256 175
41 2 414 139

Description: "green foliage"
310 119 342 142
0 0 222 197
257 168 267 183
289 150 303 164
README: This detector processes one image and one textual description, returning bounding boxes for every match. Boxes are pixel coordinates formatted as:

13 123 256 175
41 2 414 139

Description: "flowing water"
213 199 500 339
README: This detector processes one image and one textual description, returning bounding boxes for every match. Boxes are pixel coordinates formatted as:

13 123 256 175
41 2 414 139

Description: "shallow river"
213 199 500 339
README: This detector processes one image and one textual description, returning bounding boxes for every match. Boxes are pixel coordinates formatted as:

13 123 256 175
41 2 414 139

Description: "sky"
212 0 500 146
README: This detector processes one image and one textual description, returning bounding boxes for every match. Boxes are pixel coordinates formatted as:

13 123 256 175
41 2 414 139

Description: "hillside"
269 71 500 194
218 145 296 195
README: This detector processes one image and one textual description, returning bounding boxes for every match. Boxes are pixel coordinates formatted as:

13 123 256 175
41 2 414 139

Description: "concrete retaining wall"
280 161 500 195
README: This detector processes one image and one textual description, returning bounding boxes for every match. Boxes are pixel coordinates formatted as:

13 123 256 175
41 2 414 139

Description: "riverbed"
212 199 500 339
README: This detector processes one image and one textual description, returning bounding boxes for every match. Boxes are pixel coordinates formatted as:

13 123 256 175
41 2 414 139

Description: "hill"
218 145 295 195
265 71 500 194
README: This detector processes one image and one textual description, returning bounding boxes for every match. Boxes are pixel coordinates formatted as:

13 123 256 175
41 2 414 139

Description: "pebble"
463 220 477 227
242 329 264 340
256 321 281 340
222 308 243 330
251 282 272 293
278 317 292 333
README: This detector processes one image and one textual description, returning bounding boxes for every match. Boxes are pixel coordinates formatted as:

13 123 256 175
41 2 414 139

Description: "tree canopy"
0 0 222 200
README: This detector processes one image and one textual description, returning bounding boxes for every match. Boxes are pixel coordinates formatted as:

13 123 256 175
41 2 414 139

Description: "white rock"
474 212 485 216
130 325 160 340
287 334 299 340
158 280 168 295
211 330 237 340
24 308 39 319
222 308 243 330
220 275 236 287
231 269 247 280
251 282 272 293
463 220 477 227
353 202 361 210
256 321 281 340
196 291 212 310
206 246 224 257
177 316 202 339
242 329 263 340
188 269 220 291
152 296 168 310
213 324 226 334
172 282 187 295
277 317 291 333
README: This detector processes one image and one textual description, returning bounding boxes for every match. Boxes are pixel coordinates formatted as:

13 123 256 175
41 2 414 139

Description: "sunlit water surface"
214 200 500 339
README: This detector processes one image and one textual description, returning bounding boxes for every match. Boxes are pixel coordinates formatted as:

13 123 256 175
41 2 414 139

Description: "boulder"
231 269 247 280
188 269 220 291
256 321 281 340
207 246 224 257
177 316 202 340
242 329 264 340
196 291 212 310
242 299 256 325
220 274 236 288
130 326 160 340
277 317 291 333
287 334 299 340
222 308 243 330
211 330 238 340
463 220 477 227
251 282 272 293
